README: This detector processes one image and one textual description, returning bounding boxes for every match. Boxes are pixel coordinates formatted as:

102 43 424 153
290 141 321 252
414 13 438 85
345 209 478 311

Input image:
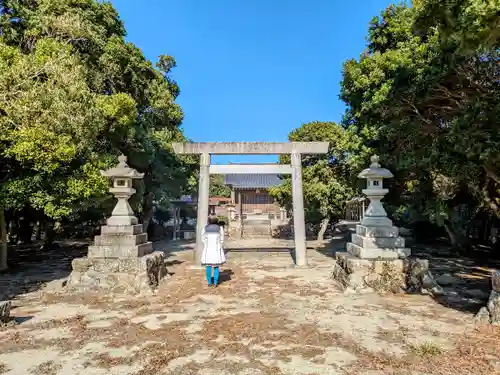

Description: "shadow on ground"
218 269 234 285
313 234 497 316
412 245 497 315
0 240 89 300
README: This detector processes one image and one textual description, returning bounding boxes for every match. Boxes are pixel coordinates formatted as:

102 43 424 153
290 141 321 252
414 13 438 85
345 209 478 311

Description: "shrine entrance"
172 142 329 266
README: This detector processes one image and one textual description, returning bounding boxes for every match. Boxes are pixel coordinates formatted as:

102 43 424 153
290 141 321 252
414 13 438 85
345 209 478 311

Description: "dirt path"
0 242 499 375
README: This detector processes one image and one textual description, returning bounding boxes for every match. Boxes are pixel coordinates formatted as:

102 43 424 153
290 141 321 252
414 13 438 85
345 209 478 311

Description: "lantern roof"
101 155 144 179
357 155 394 179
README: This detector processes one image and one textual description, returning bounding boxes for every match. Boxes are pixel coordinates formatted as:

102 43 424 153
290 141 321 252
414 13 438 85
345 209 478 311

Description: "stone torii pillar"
195 153 210 263
291 151 307 266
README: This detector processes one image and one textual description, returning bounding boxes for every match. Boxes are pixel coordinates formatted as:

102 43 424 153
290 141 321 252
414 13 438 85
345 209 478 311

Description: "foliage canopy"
0 0 195 260
340 0 500 247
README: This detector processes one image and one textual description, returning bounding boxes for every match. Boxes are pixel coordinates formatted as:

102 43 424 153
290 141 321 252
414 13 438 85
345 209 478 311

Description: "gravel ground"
0 240 499 375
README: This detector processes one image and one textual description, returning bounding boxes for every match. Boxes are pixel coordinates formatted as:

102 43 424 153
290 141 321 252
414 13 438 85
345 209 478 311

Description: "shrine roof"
223 174 282 188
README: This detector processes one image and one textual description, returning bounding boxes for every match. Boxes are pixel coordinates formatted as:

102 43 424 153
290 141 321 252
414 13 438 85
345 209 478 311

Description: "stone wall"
475 271 500 325
68 251 167 294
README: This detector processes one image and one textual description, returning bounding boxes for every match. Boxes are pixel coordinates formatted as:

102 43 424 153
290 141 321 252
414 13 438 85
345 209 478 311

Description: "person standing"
201 217 226 287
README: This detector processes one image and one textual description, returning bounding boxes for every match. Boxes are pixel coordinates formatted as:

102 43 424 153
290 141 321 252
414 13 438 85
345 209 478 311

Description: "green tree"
210 175 231 198
340 1 500 249
0 0 193 267
269 121 357 241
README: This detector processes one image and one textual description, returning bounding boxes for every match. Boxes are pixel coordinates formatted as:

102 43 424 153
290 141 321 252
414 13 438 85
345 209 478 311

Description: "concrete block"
100 224 144 235
346 242 410 260
351 233 405 248
94 233 148 247
87 242 153 258
356 225 399 238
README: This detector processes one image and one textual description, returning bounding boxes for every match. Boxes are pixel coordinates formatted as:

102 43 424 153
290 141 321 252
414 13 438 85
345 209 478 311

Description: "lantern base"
331 252 441 295
66 252 169 295
66 222 168 294
331 221 441 295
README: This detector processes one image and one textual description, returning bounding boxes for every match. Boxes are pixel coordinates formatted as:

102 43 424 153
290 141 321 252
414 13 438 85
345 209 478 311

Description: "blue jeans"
205 266 220 285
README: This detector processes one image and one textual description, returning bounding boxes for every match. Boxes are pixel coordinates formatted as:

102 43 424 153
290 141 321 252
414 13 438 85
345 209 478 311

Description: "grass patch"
408 341 443 356
92 353 134 369
0 362 9 374
30 360 61 375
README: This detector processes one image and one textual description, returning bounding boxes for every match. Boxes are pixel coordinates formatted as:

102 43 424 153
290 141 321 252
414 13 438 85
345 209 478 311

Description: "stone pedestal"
347 224 410 260
67 223 168 294
332 245 440 294
332 223 413 293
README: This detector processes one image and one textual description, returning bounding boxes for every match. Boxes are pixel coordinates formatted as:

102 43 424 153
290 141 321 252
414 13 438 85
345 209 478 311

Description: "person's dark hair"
218 220 226 227
207 216 219 225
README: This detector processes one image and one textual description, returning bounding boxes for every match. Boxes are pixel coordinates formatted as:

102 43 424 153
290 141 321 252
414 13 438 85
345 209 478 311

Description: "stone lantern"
357 155 394 227
101 154 144 226
331 154 418 294
67 154 168 294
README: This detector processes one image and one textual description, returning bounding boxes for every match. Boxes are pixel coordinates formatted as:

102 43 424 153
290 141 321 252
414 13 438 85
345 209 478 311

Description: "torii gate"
172 142 329 267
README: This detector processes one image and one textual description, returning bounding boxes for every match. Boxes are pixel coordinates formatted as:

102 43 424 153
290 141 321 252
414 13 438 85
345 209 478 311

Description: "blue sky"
110 0 394 163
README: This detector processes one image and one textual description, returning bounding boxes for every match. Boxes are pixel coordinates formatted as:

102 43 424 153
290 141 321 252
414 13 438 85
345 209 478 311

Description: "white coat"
201 226 226 266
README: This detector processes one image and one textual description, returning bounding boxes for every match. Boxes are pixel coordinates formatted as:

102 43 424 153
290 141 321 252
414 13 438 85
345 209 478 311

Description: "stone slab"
87 242 153 258
106 215 139 226
210 164 292 174
335 252 374 276
360 217 393 227
335 252 405 274
346 242 410 259
356 225 399 238
243 218 271 225
72 256 152 273
94 233 148 247
172 141 329 155
351 233 405 248
100 224 144 235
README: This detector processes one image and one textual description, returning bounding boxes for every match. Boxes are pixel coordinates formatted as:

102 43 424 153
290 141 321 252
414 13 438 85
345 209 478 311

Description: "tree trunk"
481 177 500 218
8 219 18 245
42 221 56 250
142 193 154 235
0 210 7 271
35 221 42 241
317 217 330 241
444 222 468 252
444 223 457 246
18 217 33 244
